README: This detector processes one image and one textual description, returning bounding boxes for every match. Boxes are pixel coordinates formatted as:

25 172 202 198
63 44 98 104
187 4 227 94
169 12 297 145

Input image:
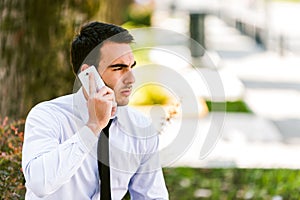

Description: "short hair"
71 21 134 74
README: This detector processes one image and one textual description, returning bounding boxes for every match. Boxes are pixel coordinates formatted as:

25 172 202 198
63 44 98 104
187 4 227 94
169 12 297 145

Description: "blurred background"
1 0 300 199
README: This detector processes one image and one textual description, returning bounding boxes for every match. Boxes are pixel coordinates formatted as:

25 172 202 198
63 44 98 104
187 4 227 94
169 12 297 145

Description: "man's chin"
116 99 129 107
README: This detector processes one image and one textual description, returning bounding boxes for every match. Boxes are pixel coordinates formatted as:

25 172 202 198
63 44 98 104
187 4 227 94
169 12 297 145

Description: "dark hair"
71 21 134 74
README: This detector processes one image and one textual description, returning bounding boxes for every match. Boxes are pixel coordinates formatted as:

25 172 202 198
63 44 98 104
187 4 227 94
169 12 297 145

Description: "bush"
0 117 26 199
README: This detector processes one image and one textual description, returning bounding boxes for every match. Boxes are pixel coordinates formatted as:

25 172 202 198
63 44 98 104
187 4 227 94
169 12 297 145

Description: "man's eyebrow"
109 61 137 68
131 61 137 67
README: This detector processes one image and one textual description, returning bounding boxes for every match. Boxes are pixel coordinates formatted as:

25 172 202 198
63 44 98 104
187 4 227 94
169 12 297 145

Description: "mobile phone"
78 65 105 96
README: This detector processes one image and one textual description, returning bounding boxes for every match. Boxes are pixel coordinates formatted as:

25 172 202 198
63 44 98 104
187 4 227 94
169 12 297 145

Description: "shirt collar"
74 90 155 137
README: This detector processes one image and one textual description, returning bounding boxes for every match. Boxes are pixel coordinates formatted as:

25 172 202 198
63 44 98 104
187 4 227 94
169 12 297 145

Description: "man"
22 21 169 199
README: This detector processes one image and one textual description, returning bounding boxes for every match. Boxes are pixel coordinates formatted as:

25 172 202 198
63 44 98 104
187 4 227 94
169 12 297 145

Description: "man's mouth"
120 86 132 97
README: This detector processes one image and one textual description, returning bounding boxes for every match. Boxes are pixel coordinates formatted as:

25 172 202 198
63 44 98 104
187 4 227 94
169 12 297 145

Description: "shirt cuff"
77 126 98 152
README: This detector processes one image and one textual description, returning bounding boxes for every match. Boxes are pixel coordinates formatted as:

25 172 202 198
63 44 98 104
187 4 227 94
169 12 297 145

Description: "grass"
206 100 252 113
163 167 300 200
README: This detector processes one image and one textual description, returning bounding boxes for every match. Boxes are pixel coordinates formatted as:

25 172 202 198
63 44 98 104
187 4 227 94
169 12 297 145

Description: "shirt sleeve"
128 134 169 200
22 104 98 198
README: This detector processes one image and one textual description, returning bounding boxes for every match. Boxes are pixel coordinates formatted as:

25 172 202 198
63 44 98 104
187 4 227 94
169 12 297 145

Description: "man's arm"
22 74 116 198
22 104 98 197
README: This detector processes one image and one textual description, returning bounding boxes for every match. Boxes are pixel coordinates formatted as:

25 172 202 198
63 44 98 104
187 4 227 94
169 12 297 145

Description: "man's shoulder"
28 93 74 117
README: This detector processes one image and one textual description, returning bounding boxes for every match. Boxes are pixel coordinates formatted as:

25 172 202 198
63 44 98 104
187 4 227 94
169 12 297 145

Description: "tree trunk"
98 0 133 25
0 0 133 118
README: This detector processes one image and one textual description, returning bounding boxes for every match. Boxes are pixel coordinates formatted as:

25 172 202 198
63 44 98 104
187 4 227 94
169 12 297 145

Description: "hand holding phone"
78 65 105 96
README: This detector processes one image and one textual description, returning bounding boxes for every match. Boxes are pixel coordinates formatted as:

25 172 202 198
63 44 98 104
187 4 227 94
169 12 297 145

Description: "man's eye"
112 67 123 71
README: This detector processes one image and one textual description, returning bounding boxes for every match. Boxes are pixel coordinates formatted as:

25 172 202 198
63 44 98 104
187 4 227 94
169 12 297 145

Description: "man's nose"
124 70 135 84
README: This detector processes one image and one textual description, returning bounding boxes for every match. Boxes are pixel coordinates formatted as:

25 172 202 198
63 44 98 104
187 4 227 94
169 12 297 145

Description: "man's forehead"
100 42 133 62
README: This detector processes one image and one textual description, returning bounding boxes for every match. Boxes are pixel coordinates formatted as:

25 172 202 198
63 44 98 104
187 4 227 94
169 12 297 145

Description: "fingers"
101 93 115 102
89 85 115 103
88 77 116 117
96 85 114 96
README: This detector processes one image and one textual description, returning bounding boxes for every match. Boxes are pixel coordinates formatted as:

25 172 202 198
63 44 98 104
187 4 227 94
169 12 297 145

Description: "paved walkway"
148 2 300 168
161 113 300 169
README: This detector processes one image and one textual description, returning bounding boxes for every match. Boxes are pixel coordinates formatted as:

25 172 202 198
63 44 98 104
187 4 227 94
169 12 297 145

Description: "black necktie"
98 119 113 200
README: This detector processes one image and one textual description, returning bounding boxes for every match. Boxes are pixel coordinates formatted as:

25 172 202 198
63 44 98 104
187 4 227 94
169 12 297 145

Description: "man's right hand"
86 72 115 136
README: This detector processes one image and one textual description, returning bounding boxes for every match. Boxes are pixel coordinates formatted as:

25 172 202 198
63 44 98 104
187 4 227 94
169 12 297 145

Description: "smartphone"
78 65 105 96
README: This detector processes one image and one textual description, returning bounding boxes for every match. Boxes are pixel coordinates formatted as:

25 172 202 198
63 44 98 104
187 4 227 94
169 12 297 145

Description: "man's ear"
80 64 90 72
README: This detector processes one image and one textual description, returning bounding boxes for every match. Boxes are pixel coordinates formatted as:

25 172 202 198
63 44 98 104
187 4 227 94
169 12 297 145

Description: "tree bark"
0 0 133 118
98 0 133 25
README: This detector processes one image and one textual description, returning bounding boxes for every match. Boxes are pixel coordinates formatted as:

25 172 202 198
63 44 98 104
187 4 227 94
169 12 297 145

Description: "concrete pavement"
148 3 300 168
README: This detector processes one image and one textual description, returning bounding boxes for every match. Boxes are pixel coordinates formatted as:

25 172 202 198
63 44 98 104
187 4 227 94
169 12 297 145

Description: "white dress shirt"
22 88 169 200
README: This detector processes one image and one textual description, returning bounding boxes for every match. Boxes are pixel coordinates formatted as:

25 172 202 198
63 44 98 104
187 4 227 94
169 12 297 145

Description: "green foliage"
164 167 300 199
125 2 154 27
0 117 25 199
130 84 174 105
206 100 252 113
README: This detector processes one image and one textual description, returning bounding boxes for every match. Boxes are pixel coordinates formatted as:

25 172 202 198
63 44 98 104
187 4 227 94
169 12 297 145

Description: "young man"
22 22 169 199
